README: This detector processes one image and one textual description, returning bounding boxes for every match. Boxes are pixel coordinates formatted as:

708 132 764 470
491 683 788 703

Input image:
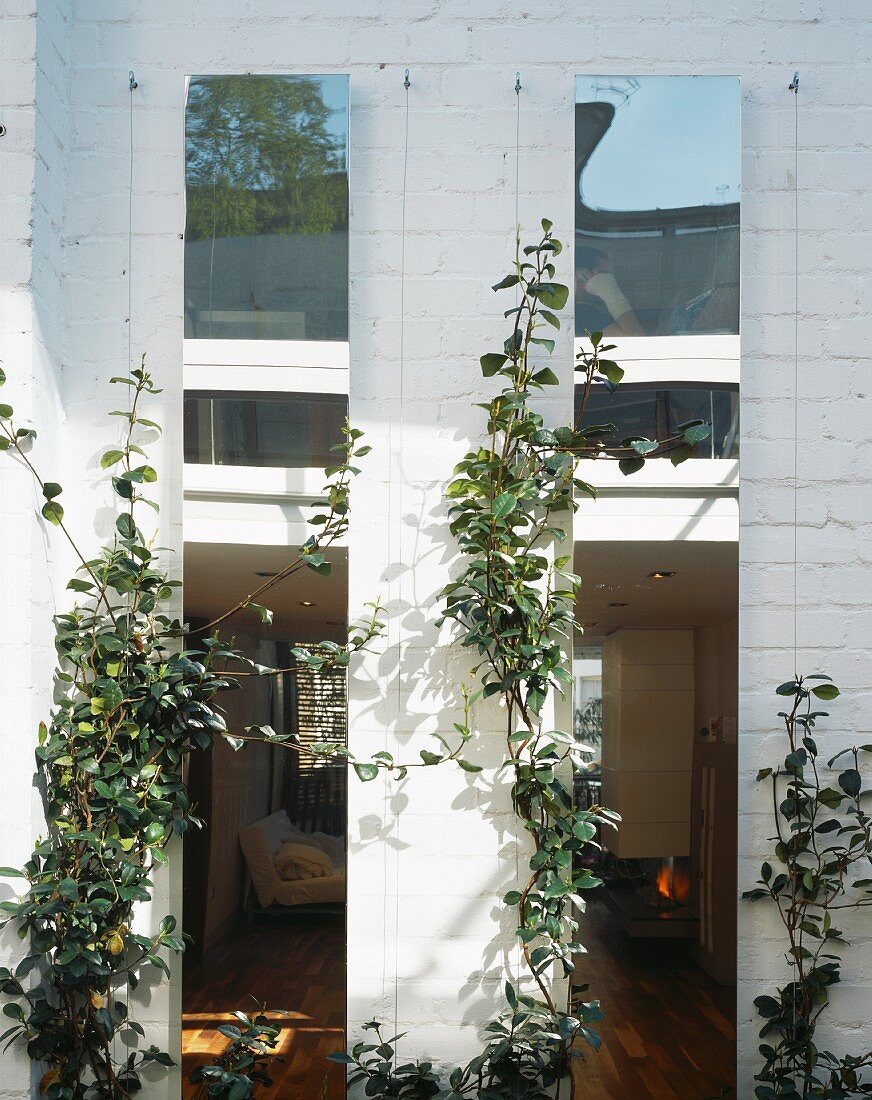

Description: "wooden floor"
182 912 346 1100
183 902 735 1100
571 900 736 1099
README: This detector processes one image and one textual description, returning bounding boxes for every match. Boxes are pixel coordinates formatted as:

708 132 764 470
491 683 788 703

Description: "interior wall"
692 618 739 985
694 618 739 738
200 634 276 951
601 629 696 858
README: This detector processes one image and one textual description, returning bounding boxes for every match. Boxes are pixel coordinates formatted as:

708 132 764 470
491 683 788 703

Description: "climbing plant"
0 220 713 1098
188 1002 289 1099
329 220 712 1097
744 676 872 1098
0 364 473 1098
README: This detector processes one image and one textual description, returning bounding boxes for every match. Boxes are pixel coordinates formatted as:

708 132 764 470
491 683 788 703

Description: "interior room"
571 540 738 1098
181 544 349 1098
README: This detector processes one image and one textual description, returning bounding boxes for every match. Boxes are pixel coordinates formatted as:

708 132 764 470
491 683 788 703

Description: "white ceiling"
574 540 738 642
183 538 737 647
183 542 348 639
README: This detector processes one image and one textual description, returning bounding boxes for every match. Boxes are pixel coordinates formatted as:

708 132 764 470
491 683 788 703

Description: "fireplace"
599 855 697 938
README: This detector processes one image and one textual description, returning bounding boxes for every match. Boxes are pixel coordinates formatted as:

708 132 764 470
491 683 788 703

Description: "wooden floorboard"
182 913 346 1100
182 901 735 1099
571 899 736 1099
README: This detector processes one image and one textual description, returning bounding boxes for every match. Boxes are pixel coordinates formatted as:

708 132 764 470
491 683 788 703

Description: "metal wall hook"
404 68 410 90
129 70 138 91
515 71 522 95
789 70 799 93
0 123 6 138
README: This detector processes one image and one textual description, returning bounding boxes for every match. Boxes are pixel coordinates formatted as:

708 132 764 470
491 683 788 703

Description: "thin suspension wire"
121 69 138 1074
127 72 137 380
391 64 412 1052
789 67 801 1046
791 72 800 680
515 72 521 239
512 71 522 992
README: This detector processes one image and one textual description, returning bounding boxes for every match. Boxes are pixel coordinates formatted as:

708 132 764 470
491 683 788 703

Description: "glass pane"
579 384 739 459
184 392 348 467
575 76 740 337
184 75 349 341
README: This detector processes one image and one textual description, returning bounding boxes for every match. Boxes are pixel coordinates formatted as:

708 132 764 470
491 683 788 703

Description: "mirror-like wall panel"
575 76 740 338
182 73 349 1100
573 74 739 1095
185 75 349 341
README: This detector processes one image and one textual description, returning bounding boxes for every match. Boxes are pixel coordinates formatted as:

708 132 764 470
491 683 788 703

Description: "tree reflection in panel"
185 75 349 340
575 76 740 338
181 73 350 1100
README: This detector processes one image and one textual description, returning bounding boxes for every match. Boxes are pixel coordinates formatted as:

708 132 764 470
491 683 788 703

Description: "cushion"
274 841 333 881
302 831 345 864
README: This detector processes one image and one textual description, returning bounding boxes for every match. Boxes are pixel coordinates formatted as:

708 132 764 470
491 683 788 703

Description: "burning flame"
655 863 673 900
654 858 690 905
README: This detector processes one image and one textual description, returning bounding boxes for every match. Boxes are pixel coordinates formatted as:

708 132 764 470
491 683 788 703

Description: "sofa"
238 809 345 913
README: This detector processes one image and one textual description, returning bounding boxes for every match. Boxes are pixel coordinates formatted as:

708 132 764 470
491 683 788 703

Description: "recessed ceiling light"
607 601 628 608
299 600 315 608
647 571 676 580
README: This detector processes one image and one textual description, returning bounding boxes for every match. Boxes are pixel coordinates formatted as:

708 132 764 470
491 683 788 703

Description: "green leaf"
0 868 26 879
0 404 13 420
492 492 517 520
532 367 559 387
811 683 840 701
480 353 509 377
491 274 519 292
456 759 482 773
839 769 861 798
530 282 569 310
597 360 624 385
669 443 694 466
244 601 273 625
41 482 62 500
0 367 5 386
353 763 379 782
618 456 645 476
116 514 136 539
41 501 64 525
683 423 711 445
101 449 126 469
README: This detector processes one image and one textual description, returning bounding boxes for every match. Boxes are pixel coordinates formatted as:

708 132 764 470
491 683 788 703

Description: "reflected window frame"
183 390 348 469
574 75 741 341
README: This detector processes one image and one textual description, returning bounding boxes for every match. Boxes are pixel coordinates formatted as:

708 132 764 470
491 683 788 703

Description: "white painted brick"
1 1 871 1090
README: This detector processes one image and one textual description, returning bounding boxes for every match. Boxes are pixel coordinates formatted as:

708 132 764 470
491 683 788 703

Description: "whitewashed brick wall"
1 0 871 1094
